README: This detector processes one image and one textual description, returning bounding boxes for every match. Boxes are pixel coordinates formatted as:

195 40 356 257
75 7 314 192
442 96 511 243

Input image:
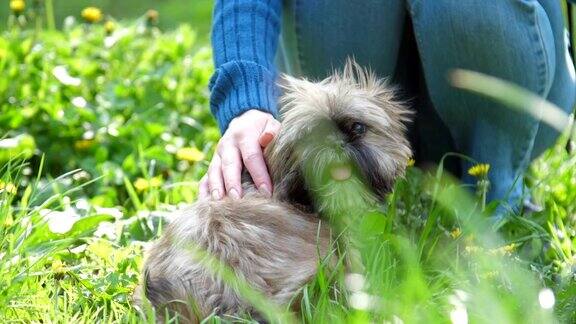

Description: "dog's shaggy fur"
136 60 411 323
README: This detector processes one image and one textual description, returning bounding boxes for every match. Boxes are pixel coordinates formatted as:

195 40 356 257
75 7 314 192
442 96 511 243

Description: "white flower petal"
71 96 87 108
94 221 117 239
95 207 123 219
0 138 19 149
53 66 81 86
450 305 468 324
42 209 80 234
349 292 375 311
344 273 365 292
539 288 555 309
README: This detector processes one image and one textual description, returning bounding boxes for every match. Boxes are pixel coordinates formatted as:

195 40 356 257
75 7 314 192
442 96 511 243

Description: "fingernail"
259 184 271 198
229 188 240 200
211 189 221 201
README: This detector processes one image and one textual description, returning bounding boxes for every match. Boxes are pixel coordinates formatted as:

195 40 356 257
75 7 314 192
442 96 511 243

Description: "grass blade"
450 69 571 132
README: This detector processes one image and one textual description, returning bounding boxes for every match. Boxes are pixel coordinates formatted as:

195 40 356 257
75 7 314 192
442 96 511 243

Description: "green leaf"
23 214 115 251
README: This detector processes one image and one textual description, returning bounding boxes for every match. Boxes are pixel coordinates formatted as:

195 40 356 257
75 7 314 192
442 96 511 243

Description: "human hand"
199 109 281 200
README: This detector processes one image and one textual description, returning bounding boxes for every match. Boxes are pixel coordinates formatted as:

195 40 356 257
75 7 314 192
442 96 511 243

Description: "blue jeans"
277 0 576 212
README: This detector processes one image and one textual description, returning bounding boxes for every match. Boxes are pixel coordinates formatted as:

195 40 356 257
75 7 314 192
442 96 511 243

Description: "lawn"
0 0 213 32
1 2 576 324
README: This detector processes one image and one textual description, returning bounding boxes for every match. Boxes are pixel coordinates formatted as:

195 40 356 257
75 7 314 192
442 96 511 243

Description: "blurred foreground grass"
1 4 576 324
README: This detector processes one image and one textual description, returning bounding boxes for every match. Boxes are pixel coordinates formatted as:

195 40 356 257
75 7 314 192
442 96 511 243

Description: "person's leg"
277 0 406 79
394 18 460 173
407 0 575 214
531 0 576 158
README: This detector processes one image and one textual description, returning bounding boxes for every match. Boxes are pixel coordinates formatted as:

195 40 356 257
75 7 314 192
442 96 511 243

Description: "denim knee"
408 0 561 207
408 0 556 101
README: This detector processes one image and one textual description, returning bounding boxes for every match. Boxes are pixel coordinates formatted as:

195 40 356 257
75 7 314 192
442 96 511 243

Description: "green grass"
1 0 214 41
1 7 576 324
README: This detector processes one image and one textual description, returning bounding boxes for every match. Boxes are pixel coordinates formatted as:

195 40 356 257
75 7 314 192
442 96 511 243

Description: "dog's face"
266 60 412 216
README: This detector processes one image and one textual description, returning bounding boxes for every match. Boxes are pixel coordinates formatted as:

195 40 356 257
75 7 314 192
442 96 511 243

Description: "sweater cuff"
209 60 279 132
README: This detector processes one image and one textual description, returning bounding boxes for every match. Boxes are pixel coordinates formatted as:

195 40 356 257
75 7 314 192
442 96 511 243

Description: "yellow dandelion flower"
468 163 490 177
149 176 163 188
51 259 66 274
176 147 205 162
134 178 149 192
503 243 518 253
481 271 498 280
74 139 94 150
407 158 415 167
81 7 102 24
146 9 159 23
134 176 163 193
104 20 116 34
450 227 462 239
4 215 14 227
10 0 25 14
0 181 17 195
489 243 518 256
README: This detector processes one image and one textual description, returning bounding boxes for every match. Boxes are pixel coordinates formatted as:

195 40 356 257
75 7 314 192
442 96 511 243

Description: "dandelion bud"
10 0 26 15
146 9 159 24
104 20 116 34
81 7 102 24
450 227 462 239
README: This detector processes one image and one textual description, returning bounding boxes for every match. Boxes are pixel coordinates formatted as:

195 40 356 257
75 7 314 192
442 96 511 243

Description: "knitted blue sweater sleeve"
209 0 282 132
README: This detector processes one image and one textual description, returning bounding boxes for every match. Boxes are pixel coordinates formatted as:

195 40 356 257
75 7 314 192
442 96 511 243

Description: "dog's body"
137 60 411 322
141 185 331 321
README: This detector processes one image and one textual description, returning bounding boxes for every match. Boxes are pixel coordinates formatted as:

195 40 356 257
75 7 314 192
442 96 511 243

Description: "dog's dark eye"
349 122 367 140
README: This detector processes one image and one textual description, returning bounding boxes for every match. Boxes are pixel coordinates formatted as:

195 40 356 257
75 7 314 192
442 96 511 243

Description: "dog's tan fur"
136 60 411 323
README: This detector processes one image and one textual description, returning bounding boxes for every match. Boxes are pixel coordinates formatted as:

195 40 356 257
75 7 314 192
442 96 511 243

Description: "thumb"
258 118 281 147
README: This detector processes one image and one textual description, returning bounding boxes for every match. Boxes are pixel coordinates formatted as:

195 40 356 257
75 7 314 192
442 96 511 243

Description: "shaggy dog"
136 60 411 323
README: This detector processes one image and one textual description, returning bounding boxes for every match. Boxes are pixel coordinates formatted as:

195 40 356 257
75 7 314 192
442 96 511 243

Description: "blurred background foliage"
0 16 219 208
0 0 214 41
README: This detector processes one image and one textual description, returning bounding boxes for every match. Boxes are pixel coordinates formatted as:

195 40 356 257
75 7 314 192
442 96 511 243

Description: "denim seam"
294 0 306 75
513 1 549 178
408 2 467 148
530 3 551 97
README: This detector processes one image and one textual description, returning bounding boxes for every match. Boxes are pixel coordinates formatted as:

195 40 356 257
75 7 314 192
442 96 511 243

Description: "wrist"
209 61 279 132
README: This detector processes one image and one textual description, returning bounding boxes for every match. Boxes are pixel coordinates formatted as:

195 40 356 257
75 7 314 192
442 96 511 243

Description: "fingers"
199 110 280 201
238 139 272 197
198 175 209 200
207 154 224 200
259 118 281 147
219 144 243 199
